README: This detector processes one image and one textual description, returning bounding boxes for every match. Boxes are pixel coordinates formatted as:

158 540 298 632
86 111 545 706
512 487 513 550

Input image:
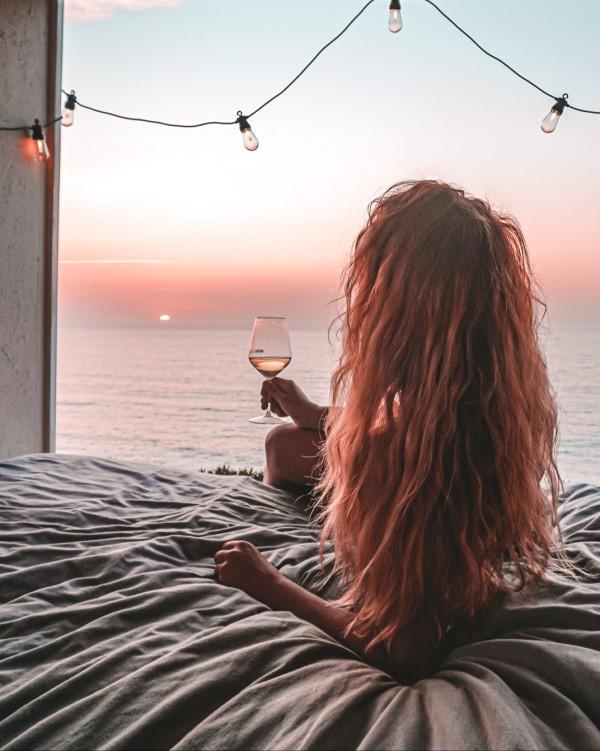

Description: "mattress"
0 454 599 750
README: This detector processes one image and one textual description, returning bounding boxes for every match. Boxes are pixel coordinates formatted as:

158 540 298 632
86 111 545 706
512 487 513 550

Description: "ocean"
56 324 600 485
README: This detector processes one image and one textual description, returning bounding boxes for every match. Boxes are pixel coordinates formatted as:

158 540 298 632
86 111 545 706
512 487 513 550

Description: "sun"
159 314 171 322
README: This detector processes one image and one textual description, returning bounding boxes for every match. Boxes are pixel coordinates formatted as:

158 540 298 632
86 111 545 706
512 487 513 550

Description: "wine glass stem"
265 401 274 417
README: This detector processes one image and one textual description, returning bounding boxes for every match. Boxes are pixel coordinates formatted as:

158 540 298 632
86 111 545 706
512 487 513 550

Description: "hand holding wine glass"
260 378 327 430
248 316 292 424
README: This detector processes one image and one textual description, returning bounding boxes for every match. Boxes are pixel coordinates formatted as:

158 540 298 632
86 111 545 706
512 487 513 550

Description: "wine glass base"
249 414 288 425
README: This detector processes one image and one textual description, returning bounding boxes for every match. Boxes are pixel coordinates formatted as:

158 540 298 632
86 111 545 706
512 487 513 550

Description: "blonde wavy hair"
318 180 561 651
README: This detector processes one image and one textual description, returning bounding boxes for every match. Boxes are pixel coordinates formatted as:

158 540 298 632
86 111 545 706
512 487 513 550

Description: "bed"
0 454 599 750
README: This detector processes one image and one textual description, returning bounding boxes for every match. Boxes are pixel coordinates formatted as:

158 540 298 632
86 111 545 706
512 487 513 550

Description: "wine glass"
248 316 292 424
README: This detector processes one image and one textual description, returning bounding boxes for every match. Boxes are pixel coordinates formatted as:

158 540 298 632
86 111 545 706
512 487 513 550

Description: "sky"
58 0 600 329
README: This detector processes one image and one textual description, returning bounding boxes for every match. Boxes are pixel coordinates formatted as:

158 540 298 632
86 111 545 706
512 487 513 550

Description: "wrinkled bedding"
0 454 599 750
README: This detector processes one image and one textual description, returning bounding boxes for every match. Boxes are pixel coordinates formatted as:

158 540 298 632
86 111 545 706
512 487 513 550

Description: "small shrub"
201 464 264 482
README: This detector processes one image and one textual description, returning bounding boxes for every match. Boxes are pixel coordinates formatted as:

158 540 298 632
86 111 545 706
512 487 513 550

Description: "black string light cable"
58 0 377 147
421 0 600 122
0 114 62 162
60 0 600 140
66 93 237 128
246 0 377 118
0 115 62 131
2 0 600 158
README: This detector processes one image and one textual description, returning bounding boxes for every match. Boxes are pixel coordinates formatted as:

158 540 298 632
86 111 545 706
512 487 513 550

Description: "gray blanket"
0 454 599 750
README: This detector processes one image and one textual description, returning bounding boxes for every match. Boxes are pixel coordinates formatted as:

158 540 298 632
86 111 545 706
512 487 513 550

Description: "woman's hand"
214 541 283 605
260 378 326 430
214 543 438 681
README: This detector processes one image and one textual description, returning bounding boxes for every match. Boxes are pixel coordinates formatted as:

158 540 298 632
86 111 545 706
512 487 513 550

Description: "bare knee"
264 423 298 481
264 423 320 490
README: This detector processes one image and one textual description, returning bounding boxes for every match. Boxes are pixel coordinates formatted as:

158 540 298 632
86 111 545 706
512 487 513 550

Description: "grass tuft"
201 464 264 482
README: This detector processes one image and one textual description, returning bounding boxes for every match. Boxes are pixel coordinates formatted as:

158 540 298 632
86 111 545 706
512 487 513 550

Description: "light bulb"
388 0 403 32
36 139 50 161
541 95 567 134
541 110 559 133
236 112 259 151
62 91 76 127
31 119 49 162
242 127 259 151
61 108 74 127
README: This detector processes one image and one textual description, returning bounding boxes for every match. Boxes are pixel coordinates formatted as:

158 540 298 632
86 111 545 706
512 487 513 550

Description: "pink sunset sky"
58 0 600 328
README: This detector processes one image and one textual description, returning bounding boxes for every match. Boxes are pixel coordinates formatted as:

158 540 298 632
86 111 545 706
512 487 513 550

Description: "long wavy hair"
318 180 562 651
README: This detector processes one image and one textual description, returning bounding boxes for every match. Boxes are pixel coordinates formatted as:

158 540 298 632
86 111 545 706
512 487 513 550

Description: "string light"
541 95 568 134
388 1 403 33
31 119 50 161
62 91 77 127
236 112 259 151
1 0 600 155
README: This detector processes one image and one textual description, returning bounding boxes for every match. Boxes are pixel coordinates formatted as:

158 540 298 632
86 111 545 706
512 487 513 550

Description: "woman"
214 180 562 682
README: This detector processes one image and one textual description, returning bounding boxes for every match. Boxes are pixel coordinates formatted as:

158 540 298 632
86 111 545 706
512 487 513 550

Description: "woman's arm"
265 569 439 681
214 541 440 682
260 378 329 430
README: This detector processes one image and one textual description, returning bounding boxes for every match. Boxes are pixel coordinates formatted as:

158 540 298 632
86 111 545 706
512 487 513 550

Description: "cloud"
60 259 168 264
65 0 185 23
